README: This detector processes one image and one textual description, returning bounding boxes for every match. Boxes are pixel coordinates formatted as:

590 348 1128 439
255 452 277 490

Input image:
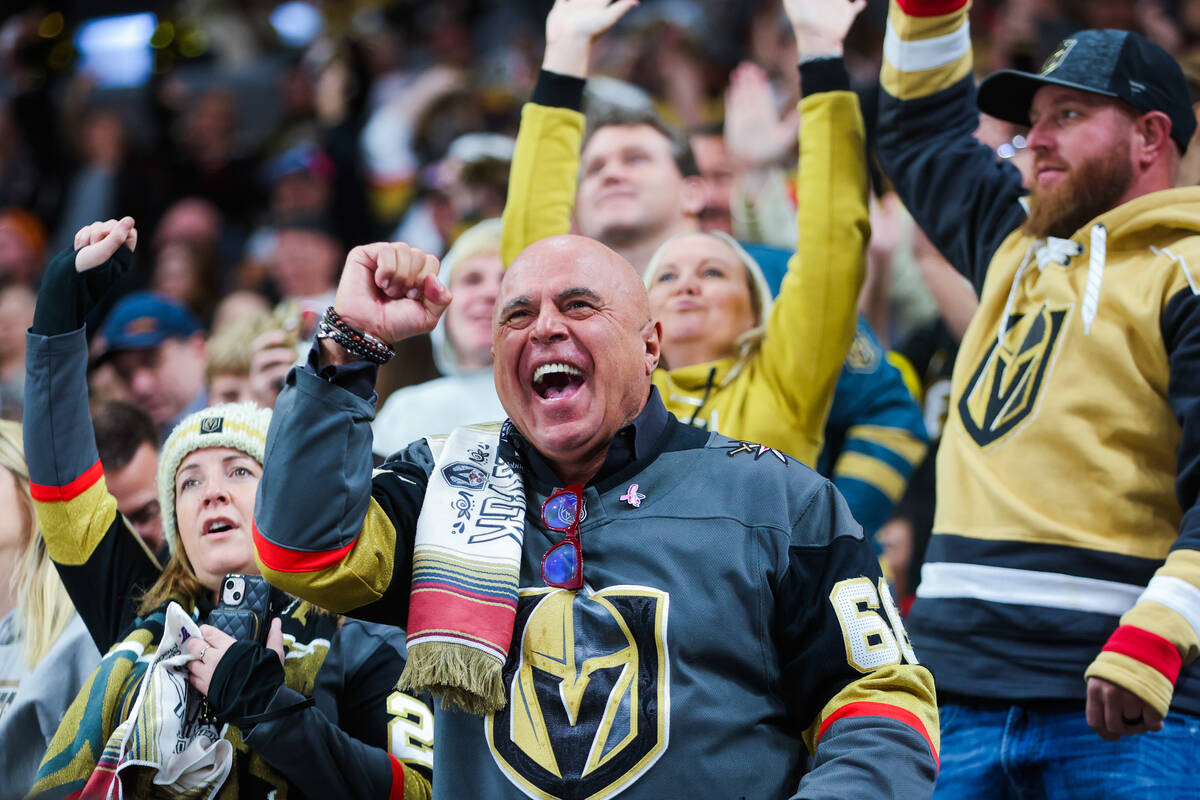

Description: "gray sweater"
0 611 99 800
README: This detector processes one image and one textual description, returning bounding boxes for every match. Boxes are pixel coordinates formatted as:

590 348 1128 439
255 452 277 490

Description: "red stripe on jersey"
388 756 406 800
252 518 357 573
818 700 939 768
1102 625 1183 683
895 0 968 16
29 459 103 502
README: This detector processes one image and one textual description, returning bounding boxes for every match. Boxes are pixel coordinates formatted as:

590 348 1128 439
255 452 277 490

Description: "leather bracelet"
317 306 395 364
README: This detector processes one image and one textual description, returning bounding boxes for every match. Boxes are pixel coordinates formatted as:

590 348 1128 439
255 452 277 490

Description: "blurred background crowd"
2 0 1200 604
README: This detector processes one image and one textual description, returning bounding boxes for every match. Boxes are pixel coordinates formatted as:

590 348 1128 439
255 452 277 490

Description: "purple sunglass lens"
544 493 579 528
543 543 579 585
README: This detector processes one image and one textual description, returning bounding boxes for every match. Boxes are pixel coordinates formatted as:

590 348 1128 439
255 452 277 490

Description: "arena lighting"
270 1 323 48
74 12 156 88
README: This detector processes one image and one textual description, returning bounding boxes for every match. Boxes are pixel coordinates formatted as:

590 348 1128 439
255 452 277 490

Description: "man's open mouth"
532 362 586 400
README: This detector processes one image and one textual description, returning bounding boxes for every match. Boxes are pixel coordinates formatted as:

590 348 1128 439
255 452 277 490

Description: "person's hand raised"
74 216 138 272
783 0 867 59
32 215 139 337
332 242 451 347
543 0 640 78
725 62 799 173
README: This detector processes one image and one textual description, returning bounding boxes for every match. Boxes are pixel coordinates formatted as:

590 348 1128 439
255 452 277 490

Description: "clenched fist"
332 242 452 346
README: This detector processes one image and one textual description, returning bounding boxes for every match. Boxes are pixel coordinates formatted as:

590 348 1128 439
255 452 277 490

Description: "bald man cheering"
252 234 939 799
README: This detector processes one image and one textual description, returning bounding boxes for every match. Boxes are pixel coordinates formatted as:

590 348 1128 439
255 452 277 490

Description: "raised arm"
23 219 163 652
253 242 448 615
876 0 1027 291
499 0 638 265
755 0 870 455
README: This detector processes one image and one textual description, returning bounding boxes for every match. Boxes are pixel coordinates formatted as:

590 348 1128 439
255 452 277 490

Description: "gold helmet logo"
488 586 669 799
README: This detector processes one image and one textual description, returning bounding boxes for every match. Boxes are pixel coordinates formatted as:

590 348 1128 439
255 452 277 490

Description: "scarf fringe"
398 641 507 715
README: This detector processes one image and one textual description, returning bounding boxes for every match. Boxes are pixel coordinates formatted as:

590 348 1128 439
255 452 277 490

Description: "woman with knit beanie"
23 218 433 799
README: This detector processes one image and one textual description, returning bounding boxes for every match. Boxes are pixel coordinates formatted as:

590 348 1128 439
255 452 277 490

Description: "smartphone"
208 574 273 646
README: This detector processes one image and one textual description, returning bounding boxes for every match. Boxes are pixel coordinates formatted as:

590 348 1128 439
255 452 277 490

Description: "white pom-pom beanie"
156 402 272 556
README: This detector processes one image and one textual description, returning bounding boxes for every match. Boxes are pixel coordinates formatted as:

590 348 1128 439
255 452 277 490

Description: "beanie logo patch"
200 417 224 434
1041 39 1076 75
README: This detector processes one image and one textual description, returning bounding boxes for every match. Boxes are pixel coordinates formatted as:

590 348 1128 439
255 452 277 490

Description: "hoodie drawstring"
997 229 1107 343
1082 224 1107 335
997 243 1039 346
687 366 718 429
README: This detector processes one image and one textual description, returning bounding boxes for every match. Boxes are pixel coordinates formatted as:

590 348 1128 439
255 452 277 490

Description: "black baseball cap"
977 29 1197 153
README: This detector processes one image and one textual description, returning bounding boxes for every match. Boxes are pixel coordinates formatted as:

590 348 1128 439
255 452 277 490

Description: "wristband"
316 306 395 365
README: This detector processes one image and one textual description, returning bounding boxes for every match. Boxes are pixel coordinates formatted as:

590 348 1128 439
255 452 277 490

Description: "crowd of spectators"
3 0 1200 796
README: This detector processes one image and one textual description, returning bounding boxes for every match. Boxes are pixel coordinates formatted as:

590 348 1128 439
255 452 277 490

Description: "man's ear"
643 319 662 374
680 175 707 218
1134 111 1175 167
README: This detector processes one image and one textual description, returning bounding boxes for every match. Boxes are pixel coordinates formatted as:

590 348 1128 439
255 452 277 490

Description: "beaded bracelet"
316 306 396 364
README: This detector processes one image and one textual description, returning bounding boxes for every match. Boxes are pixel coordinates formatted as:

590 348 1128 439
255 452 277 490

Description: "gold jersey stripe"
844 424 928 465
835 451 909 501
802 662 939 756
35 477 118 566
1155 549 1200 593
886 351 924 401
882 50 973 101
1085 650 1173 718
257 496 397 613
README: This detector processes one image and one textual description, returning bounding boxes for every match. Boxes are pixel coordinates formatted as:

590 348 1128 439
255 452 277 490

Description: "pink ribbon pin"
620 484 645 508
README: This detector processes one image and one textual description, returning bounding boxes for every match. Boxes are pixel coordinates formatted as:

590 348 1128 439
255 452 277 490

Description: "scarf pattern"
399 423 526 714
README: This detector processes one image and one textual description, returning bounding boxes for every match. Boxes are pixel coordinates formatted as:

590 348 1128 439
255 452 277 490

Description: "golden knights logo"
487 586 670 800
1041 38 1076 74
959 303 1070 448
845 327 880 373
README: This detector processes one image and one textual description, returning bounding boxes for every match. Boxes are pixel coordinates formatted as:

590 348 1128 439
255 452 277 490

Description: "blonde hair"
0 421 77 668
204 312 278 383
432 217 504 375
643 230 770 385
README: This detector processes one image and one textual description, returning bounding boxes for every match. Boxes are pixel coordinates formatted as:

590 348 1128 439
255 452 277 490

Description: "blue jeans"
934 703 1200 799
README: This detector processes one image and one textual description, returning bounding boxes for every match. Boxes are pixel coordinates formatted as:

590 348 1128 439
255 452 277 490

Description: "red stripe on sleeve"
818 700 939 769
252 519 358 573
1102 625 1183 684
388 756 406 800
895 0 968 16
29 459 103 502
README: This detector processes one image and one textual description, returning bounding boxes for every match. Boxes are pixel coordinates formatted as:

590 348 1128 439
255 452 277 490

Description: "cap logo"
1129 79 1146 94
1041 39 1076 74
200 417 224 434
124 316 161 336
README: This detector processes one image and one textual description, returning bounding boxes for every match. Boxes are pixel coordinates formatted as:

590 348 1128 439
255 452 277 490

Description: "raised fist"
74 216 138 271
332 242 452 345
